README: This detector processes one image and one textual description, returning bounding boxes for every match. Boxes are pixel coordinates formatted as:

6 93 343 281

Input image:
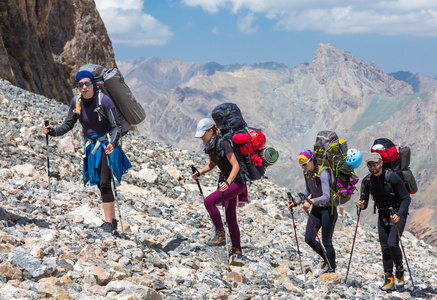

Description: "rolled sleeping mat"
262 147 279 166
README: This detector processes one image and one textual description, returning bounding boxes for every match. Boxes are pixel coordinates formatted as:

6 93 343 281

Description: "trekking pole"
220 177 230 263
286 192 303 274
389 207 415 289
44 120 52 217
190 165 205 200
105 142 124 234
345 207 361 283
298 192 333 271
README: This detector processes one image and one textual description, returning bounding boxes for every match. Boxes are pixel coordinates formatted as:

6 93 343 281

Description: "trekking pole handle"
298 192 310 204
218 174 229 186
389 207 395 216
44 120 52 134
190 165 200 177
286 192 297 207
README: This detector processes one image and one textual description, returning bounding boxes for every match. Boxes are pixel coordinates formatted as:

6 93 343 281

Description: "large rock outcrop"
0 0 116 104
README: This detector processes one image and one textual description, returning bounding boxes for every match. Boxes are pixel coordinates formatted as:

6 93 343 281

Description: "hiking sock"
395 265 405 289
381 273 395 291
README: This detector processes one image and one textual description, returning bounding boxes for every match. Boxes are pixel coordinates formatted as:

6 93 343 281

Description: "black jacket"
360 170 411 217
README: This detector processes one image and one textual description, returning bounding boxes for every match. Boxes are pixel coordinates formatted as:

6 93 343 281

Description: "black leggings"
305 206 338 270
378 212 407 273
98 151 114 203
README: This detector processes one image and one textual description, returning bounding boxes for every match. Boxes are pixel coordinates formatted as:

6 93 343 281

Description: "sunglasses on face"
76 81 93 88
367 161 380 168
300 161 309 167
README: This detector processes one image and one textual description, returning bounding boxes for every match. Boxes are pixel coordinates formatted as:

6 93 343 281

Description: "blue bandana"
75 70 95 83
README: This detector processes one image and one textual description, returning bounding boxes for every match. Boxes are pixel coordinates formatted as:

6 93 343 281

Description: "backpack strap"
73 91 107 122
93 91 107 122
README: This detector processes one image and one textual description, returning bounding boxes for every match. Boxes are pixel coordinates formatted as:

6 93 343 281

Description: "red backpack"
371 138 418 194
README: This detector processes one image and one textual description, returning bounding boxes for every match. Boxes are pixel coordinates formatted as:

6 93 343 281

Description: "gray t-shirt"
300 168 332 206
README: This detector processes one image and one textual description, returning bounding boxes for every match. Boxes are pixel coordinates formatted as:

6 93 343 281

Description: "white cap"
195 118 214 138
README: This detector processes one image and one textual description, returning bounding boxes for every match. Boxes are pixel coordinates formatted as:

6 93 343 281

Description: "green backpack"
313 130 359 213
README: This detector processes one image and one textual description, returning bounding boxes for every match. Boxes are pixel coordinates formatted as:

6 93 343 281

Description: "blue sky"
95 0 437 77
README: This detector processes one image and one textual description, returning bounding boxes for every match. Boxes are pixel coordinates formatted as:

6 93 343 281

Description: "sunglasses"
367 161 380 168
76 81 93 88
300 161 309 167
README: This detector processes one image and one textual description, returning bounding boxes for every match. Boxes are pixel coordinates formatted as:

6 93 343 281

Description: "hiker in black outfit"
288 150 337 273
357 152 411 291
43 70 131 233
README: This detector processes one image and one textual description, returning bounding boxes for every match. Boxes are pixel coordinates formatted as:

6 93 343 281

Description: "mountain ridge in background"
120 44 437 246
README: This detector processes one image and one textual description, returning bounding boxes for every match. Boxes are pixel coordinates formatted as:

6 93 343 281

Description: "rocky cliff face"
120 43 437 246
0 0 116 104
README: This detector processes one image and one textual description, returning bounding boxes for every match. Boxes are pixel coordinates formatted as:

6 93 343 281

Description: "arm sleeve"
101 94 122 147
359 174 371 210
106 107 122 148
312 170 331 204
49 109 78 137
390 173 411 217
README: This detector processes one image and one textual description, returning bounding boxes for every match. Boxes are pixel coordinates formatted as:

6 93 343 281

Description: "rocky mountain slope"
120 43 437 246
1 72 437 299
0 0 116 104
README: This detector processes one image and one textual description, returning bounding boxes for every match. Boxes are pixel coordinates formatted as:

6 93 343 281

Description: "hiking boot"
314 261 330 276
228 246 243 258
207 230 226 246
395 265 405 289
229 246 244 266
112 219 118 231
100 222 113 233
381 273 395 291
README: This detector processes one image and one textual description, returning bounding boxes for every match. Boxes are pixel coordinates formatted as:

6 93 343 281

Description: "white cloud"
181 0 437 36
238 12 259 35
212 26 219 34
95 0 173 46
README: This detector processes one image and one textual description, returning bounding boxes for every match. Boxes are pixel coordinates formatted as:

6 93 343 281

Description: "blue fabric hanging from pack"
83 132 132 186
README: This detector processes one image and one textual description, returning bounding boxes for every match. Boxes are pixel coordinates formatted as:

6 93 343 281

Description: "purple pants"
204 182 247 249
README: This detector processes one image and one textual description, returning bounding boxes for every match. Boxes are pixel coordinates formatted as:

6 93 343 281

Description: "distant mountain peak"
309 43 412 99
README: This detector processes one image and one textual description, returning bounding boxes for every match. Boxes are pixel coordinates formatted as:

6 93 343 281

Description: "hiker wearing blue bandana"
43 70 131 233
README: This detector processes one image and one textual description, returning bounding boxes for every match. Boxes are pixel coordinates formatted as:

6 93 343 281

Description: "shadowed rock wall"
0 0 116 104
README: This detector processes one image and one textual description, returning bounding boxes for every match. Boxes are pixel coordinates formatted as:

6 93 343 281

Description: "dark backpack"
77 64 146 134
371 138 418 194
313 130 359 212
211 103 278 183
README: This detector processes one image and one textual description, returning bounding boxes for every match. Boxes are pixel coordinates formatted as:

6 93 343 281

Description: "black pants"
305 206 338 270
98 151 114 203
378 212 407 273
